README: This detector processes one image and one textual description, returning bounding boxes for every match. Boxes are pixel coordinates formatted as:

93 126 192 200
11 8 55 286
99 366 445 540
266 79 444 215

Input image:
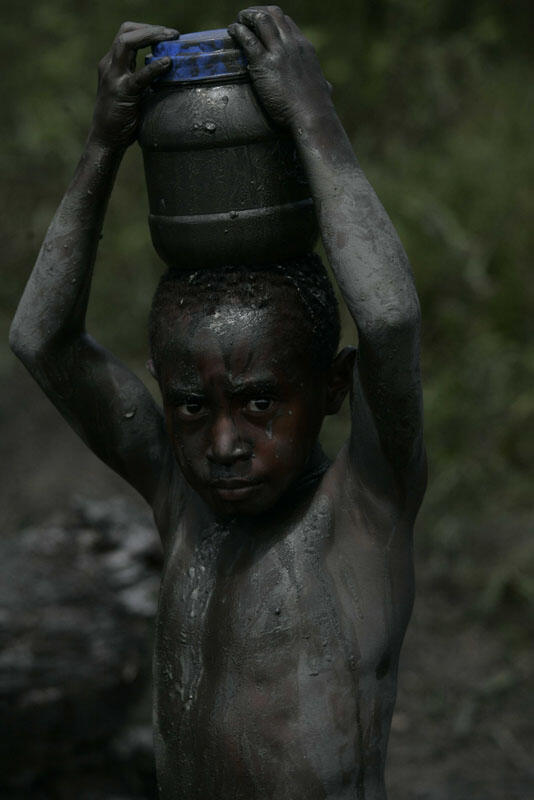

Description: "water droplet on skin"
204 121 216 133
124 408 136 419
274 607 281 615
71 278 77 284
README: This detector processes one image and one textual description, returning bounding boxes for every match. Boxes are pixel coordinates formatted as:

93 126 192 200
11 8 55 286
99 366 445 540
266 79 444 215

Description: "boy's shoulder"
324 442 425 524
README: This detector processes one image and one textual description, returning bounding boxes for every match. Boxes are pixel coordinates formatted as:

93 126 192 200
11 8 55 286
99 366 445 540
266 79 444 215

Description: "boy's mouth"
209 478 262 501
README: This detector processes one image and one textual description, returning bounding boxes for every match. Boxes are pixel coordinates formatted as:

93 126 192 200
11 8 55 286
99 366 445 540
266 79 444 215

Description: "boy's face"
157 302 329 517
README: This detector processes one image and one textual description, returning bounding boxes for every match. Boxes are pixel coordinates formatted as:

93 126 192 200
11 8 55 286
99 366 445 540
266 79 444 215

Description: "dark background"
1 1 532 797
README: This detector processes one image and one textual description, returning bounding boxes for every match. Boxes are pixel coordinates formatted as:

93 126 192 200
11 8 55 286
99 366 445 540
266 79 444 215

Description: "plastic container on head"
138 29 318 270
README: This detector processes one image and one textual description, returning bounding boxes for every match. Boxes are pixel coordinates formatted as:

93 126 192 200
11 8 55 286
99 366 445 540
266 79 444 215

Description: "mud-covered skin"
10 8 426 800
155 303 354 519
8 22 181 506
146 295 421 800
152 448 415 800
230 8 425 484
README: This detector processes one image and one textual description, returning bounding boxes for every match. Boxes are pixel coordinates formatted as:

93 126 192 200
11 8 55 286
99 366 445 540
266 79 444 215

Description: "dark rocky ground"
1 363 532 799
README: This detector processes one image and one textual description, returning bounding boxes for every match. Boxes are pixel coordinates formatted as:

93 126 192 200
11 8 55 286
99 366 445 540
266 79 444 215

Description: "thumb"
133 56 172 90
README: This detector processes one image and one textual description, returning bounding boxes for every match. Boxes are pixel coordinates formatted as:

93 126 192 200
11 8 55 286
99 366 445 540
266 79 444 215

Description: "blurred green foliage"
2 0 533 616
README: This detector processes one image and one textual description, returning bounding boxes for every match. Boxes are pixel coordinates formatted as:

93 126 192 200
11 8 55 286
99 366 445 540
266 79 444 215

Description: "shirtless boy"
10 7 426 799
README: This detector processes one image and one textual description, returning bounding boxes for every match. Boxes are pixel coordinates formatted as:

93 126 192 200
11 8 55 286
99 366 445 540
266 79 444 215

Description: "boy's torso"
152 446 415 800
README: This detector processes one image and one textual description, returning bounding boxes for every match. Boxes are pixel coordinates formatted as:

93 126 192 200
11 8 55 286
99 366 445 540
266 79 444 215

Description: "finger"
281 12 306 40
282 14 317 55
253 5 287 26
239 6 299 38
112 26 179 70
117 21 147 34
130 56 172 91
237 8 281 48
243 3 284 14
264 6 293 38
97 51 113 76
259 9 305 45
227 22 265 60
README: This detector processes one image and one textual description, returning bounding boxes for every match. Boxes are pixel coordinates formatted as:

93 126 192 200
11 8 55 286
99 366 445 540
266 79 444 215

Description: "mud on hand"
91 21 179 150
228 6 333 130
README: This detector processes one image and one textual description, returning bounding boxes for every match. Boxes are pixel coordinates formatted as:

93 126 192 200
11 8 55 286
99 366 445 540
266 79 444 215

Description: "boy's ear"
325 346 357 415
146 358 157 379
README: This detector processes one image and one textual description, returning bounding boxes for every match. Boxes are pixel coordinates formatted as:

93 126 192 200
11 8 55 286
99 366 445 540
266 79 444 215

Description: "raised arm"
9 22 180 505
229 7 426 497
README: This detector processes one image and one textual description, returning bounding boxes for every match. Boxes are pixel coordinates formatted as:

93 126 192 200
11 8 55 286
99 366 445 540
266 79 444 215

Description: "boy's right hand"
90 22 179 151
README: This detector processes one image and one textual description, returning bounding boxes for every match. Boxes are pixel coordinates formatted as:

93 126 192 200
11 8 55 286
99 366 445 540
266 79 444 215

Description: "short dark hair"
149 253 341 375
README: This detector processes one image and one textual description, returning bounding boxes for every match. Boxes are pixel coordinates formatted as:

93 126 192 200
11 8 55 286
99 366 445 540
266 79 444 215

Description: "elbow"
385 308 421 354
389 300 421 338
10 315 84 369
9 328 34 367
9 316 45 366
365 299 421 344
9 319 28 361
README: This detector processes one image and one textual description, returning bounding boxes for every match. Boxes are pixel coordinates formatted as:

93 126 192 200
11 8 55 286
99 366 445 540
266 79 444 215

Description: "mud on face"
156 300 341 516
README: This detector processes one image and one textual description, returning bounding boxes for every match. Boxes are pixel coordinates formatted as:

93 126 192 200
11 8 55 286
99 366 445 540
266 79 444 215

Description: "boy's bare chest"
157 495 383 677
153 490 414 797
154 491 412 737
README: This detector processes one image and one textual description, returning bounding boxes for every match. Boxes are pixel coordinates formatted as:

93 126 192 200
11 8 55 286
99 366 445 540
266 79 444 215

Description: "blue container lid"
146 29 248 83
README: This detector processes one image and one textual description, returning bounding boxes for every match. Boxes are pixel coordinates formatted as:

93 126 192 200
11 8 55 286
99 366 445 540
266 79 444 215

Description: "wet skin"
157 304 333 518
10 7 427 800
151 304 422 799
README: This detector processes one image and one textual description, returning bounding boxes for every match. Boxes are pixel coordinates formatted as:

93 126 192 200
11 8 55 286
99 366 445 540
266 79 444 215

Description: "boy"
10 6 426 799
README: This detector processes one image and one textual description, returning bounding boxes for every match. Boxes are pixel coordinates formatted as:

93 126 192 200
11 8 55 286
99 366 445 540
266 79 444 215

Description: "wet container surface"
139 30 318 270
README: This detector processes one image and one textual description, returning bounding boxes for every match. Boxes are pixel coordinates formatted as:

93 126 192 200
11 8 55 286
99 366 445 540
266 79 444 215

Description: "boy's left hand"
228 6 334 130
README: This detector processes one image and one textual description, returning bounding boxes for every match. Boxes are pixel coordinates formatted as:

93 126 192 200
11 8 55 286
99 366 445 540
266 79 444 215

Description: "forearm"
10 133 124 362
292 110 420 338
229 6 425 477
10 20 177 365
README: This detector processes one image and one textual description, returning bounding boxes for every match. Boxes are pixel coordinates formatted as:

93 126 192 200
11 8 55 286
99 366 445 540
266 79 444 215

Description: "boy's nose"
207 415 251 465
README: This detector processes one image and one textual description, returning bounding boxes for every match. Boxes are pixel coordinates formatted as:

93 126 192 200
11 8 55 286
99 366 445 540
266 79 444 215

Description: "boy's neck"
291 442 331 495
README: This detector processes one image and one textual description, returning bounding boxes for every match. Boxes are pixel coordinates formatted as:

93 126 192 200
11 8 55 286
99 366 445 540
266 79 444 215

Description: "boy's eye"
245 398 273 413
177 400 205 418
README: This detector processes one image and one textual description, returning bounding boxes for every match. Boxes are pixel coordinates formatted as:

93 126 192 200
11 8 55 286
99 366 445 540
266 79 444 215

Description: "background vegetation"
1 0 532 796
